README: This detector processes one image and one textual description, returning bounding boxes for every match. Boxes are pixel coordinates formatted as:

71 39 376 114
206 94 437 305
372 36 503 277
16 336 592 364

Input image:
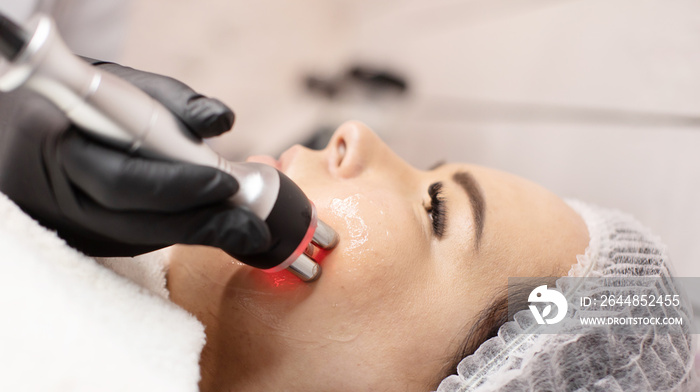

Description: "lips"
246 155 281 170
246 145 301 173
277 146 301 173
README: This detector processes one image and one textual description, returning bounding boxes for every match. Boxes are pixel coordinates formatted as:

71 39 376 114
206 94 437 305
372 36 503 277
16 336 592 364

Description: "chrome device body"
0 13 339 281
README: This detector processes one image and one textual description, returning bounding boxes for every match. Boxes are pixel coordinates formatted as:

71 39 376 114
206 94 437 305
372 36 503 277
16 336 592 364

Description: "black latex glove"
0 60 271 257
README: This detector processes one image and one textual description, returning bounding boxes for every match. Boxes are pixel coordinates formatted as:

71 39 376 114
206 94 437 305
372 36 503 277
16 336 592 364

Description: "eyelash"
427 182 446 238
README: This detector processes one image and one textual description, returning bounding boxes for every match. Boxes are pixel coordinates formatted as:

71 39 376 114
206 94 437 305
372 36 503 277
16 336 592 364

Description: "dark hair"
434 277 558 387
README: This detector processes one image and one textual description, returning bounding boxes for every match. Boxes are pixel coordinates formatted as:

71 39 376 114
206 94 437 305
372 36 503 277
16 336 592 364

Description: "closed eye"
426 182 446 238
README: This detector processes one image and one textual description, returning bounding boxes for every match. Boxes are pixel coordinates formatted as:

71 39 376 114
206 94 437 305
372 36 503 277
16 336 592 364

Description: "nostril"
337 139 347 167
328 121 369 178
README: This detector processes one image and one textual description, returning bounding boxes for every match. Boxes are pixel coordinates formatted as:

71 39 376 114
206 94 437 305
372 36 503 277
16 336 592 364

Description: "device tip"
313 219 340 249
287 253 321 282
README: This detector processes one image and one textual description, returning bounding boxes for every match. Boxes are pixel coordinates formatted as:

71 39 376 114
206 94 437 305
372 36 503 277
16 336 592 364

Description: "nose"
326 121 396 179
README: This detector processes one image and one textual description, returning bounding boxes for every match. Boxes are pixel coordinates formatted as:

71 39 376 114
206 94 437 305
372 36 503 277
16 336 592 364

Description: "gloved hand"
0 59 271 257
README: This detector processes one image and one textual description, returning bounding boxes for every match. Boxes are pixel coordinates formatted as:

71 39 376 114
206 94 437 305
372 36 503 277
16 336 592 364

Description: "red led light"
266 269 302 289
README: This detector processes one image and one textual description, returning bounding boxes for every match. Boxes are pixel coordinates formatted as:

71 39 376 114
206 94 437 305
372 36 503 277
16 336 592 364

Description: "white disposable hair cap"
437 200 698 392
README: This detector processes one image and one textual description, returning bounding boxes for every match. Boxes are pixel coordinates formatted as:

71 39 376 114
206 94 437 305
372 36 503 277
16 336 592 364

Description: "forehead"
433 162 588 280
430 163 555 206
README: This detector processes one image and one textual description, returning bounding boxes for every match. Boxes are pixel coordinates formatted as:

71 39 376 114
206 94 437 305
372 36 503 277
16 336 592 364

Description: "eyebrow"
452 171 485 249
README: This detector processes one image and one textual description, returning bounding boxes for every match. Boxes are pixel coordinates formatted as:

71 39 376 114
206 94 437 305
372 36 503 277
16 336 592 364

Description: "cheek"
315 191 397 277
311 189 428 294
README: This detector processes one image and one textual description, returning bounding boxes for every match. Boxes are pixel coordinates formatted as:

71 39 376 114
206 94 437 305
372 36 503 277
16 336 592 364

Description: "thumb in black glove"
0 60 271 257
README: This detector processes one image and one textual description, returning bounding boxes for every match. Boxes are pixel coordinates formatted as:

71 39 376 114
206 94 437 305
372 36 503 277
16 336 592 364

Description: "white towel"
0 192 206 392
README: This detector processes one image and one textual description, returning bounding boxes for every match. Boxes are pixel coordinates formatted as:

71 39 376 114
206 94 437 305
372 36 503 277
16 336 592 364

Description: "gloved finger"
0 89 71 220
178 204 272 256
55 225 169 258
59 129 239 212
73 198 272 256
94 61 234 139
0 88 71 139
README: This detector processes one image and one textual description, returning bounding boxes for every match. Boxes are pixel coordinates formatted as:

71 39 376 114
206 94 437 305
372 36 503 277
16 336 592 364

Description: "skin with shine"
167 121 590 392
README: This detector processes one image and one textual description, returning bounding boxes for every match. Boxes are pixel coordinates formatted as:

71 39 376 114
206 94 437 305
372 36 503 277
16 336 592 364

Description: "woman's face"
168 122 589 391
